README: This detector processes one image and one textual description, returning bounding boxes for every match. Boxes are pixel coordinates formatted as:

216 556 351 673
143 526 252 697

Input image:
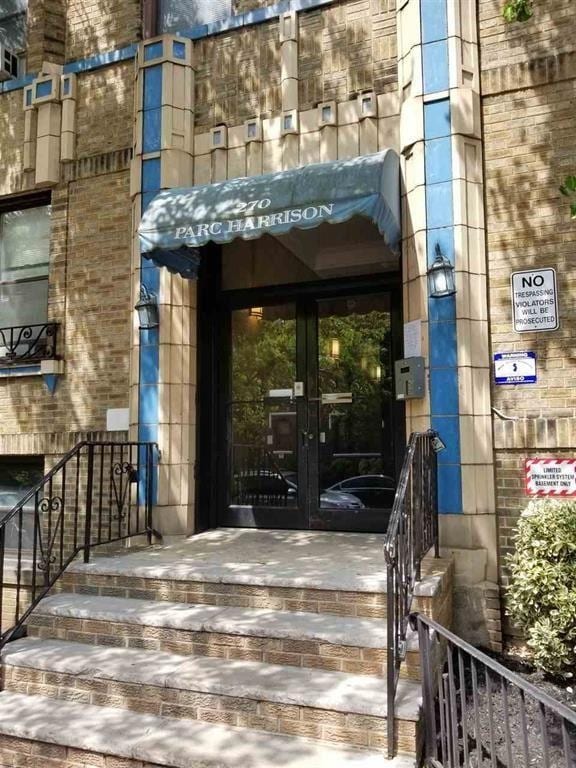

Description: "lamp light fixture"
329 338 340 359
428 244 456 298
135 284 159 329
249 306 264 319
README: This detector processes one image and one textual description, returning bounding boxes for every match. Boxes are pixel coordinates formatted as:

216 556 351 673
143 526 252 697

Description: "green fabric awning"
138 149 400 278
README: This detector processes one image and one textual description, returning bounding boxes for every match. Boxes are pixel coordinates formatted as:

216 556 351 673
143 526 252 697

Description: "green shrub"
506 498 576 677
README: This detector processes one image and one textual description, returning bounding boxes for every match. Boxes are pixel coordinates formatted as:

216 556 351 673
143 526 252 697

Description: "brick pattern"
480 0 576 639
28 613 410 678
1 666 418 753
65 0 141 62
0 91 26 197
0 734 164 768
26 0 67 72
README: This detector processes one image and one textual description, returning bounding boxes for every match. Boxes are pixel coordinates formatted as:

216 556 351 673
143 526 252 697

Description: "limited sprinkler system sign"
525 459 576 496
511 268 559 333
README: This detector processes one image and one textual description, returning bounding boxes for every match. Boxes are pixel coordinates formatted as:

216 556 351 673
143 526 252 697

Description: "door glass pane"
316 294 395 514
229 304 298 509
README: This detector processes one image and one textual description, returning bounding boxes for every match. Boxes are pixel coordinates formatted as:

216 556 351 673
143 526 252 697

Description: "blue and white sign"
494 351 536 385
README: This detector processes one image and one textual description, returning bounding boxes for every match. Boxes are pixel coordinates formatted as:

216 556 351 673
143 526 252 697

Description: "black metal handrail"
0 441 156 650
383 430 439 758
0 322 59 365
413 612 576 768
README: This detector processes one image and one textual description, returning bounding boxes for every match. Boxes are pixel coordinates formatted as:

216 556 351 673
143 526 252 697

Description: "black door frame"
195 245 405 533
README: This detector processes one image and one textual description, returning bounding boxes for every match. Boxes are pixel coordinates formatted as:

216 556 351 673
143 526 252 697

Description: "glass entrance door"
221 291 397 532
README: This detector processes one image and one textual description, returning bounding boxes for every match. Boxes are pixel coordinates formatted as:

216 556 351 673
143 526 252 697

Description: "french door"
213 282 402 533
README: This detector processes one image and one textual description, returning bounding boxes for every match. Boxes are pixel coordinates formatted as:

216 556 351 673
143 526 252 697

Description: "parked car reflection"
326 474 396 509
233 469 364 510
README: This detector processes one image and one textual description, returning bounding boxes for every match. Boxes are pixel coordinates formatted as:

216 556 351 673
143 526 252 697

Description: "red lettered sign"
525 459 576 496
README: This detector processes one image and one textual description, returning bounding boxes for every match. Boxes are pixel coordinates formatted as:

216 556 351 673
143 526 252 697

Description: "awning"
138 149 400 278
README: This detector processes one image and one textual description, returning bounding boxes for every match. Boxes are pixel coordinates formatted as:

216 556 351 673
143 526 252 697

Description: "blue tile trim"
422 40 449 94
0 365 41 377
425 137 452 185
63 44 138 74
142 158 161 193
424 99 451 140
429 320 457 368
426 181 453 229
436 464 463 514
431 415 461 464
421 0 448 44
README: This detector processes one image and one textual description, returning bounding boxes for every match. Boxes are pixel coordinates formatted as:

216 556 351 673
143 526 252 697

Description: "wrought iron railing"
413 612 576 768
383 430 439 758
0 441 156 650
0 322 59 365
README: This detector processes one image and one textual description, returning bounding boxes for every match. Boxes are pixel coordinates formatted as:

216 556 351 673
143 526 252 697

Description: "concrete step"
0 691 419 768
29 593 421 679
2 637 421 752
56 529 453 623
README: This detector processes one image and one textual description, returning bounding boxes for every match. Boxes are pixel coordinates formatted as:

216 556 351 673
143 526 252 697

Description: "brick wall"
65 0 141 62
0 91 25 197
26 0 67 71
480 0 576 626
193 0 397 130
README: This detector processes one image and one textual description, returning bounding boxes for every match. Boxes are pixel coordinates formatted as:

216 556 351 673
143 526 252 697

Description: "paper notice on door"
403 320 422 358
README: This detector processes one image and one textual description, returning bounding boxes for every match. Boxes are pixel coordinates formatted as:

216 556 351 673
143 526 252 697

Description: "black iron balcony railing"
0 441 157 651
0 322 59 366
383 430 439 758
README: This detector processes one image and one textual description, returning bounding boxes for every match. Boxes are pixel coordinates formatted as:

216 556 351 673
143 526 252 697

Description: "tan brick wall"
193 0 397 129
480 2 576 637
0 91 26 197
26 0 66 72
75 64 135 157
0 170 132 437
65 0 141 62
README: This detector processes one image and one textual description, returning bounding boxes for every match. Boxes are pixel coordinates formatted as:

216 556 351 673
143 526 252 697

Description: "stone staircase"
0 529 453 768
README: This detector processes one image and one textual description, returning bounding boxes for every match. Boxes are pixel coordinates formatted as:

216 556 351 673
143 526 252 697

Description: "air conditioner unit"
0 45 19 81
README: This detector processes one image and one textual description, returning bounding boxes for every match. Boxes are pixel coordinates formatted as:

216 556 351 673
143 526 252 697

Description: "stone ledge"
0 692 416 768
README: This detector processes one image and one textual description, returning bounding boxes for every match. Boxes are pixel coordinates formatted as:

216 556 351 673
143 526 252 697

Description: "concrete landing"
70 528 389 592
0 692 417 768
2 637 421 720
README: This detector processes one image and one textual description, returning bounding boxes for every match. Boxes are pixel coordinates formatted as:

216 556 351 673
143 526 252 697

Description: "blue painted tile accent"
140 343 160 385
422 40 449 94
421 0 448 44
430 370 459 416
140 327 160 348
425 137 452 185
139 384 159 423
0 365 40 377
142 158 161 193
35 80 53 98
424 99 451 139
143 65 162 109
142 191 158 214
139 424 159 444
0 73 34 94
141 261 160 289
144 41 164 61
429 294 456 323
431 416 461 463
62 44 137 75
426 181 453 229
437 464 463 513
143 108 162 153
62 78 71 96
173 40 187 59
25 89 32 106
427 228 454 268
429 322 458 368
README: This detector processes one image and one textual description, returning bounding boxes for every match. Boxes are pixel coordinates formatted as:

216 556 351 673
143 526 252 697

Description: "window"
0 456 44 550
0 203 50 331
157 0 232 33
0 0 27 74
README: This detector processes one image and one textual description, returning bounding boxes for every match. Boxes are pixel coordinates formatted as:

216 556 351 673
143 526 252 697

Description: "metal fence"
414 612 576 768
0 441 156 650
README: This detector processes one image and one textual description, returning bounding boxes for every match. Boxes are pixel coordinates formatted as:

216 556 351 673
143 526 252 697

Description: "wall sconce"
329 338 340 360
249 307 263 319
428 244 456 298
135 284 159 329
371 364 382 381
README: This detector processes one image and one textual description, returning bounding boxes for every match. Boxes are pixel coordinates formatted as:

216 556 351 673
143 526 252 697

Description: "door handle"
301 430 314 446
